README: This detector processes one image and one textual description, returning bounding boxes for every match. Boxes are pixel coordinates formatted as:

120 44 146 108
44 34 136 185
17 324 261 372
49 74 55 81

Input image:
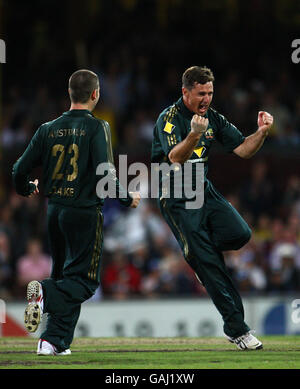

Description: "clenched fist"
257 111 273 136
191 114 209 136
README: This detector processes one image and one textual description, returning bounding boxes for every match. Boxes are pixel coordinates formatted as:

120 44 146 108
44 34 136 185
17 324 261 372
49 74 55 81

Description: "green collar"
63 109 93 117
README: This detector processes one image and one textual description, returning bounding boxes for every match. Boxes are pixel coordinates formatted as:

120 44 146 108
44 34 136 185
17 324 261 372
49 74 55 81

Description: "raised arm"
233 111 273 159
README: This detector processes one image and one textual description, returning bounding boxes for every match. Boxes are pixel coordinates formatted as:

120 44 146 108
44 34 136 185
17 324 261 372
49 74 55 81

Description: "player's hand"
129 191 141 208
191 114 209 136
28 179 39 197
257 111 273 136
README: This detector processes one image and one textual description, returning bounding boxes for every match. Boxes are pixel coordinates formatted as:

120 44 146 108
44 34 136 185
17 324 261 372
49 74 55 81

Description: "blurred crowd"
0 158 300 301
0 0 299 301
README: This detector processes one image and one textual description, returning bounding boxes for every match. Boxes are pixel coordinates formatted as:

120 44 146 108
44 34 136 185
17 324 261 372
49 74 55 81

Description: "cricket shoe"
225 331 263 350
37 339 71 356
224 333 235 344
24 280 44 333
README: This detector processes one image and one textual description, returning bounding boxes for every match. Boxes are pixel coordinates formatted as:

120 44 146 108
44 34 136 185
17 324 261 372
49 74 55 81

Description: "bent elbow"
234 148 253 160
169 156 176 164
168 151 176 164
168 153 183 165
240 153 252 160
241 151 255 159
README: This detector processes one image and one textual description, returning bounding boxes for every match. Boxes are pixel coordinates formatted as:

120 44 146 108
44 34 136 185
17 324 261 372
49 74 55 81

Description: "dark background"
0 0 299 302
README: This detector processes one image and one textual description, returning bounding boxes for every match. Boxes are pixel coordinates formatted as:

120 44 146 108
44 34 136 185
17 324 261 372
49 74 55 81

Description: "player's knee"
233 225 252 250
214 223 252 251
243 225 252 244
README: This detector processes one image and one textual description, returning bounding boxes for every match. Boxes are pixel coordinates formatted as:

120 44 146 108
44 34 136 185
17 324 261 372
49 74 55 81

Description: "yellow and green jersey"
12 109 132 208
151 97 245 197
152 97 245 165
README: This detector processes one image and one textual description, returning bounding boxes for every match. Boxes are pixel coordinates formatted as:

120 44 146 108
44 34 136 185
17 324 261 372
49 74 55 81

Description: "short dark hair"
68 69 99 103
182 66 214 90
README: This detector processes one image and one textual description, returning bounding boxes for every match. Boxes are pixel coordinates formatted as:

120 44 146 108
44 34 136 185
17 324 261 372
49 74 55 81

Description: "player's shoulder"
74 113 110 136
158 102 180 124
207 107 224 119
156 103 181 136
39 113 71 131
95 117 110 129
80 112 108 132
39 117 58 130
86 117 112 143
36 118 59 137
207 107 228 127
93 117 111 136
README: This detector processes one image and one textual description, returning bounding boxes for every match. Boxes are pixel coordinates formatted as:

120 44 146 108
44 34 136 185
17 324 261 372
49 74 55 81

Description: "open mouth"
198 105 208 113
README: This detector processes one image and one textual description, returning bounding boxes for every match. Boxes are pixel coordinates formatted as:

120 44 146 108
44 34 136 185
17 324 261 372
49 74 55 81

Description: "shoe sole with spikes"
24 281 43 333
24 302 41 333
27 280 42 301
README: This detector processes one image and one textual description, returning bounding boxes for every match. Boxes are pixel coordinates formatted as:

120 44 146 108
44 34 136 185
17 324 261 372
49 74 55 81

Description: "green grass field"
0 336 299 369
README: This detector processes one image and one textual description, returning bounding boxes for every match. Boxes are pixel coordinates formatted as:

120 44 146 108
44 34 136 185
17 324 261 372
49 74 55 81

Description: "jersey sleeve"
12 126 44 196
214 113 245 153
90 121 109 168
92 120 132 207
152 113 183 161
